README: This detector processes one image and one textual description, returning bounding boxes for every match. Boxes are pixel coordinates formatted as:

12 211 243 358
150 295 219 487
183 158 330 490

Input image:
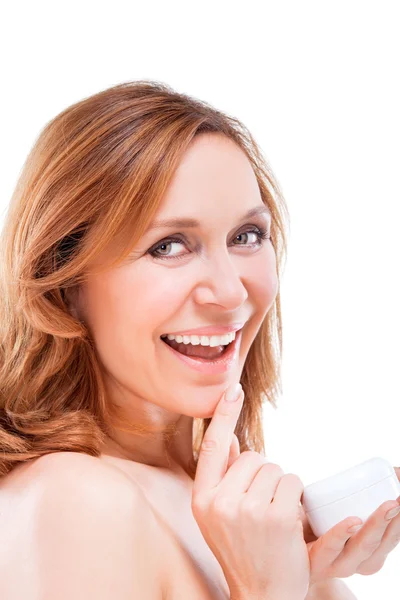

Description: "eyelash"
147 226 270 261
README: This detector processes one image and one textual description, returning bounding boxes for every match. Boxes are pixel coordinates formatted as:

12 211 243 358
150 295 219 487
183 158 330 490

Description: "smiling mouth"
160 334 237 360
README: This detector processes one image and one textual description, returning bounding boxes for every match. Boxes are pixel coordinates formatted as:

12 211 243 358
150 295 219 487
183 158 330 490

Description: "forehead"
154 133 264 222
148 205 271 233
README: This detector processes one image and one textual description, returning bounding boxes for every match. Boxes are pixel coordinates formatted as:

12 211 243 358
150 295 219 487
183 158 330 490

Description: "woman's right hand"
191 382 311 600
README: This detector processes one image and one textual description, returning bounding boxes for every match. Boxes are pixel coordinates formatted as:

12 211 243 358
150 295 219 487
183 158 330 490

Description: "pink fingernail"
225 383 242 402
347 524 363 534
385 506 400 521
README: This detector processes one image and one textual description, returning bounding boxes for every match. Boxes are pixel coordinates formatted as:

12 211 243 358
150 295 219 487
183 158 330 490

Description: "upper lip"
161 322 246 337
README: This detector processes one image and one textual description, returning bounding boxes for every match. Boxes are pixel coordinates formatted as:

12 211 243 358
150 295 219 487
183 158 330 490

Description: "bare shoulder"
21 450 148 499
27 450 155 516
12 450 142 489
0 452 165 600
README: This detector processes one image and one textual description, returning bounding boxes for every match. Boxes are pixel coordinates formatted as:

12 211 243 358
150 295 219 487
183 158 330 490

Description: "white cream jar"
301 457 400 538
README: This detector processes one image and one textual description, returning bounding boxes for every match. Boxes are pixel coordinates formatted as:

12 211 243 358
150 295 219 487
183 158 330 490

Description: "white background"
1 1 399 596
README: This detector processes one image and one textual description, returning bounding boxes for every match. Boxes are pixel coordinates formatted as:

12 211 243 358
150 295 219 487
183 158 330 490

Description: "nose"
193 250 248 310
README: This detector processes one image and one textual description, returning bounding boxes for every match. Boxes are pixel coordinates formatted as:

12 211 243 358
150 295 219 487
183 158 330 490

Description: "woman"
0 80 399 599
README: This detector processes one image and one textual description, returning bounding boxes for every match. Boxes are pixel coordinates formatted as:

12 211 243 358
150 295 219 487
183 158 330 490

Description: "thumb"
299 502 317 544
227 433 241 470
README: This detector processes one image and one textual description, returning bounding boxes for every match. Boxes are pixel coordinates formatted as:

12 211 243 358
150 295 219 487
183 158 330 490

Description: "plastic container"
301 457 400 538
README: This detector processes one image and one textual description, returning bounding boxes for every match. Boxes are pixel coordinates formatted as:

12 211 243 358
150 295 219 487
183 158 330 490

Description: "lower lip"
161 329 242 374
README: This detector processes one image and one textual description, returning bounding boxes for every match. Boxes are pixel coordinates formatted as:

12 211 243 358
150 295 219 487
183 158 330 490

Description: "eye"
147 226 270 261
234 231 263 245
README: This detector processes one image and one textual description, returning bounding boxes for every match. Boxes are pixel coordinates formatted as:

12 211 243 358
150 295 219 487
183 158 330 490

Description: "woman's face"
74 133 278 420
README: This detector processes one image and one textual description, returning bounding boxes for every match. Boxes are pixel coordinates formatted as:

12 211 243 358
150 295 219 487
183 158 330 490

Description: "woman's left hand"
300 466 400 585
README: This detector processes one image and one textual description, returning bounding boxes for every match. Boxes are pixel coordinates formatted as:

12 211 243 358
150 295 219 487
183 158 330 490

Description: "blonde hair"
0 80 290 479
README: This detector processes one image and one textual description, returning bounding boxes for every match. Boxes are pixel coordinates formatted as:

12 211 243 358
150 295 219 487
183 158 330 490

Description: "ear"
63 285 83 321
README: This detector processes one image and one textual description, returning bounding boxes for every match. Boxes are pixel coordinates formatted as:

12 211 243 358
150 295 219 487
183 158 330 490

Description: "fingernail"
385 506 400 521
347 524 363 534
225 383 242 402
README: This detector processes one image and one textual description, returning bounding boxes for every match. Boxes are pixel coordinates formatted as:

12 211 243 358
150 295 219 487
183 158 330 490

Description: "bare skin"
0 450 229 599
66 131 278 595
0 133 358 598
99 451 232 599
69 131 278 478
0 450 359 599
1 132 277 599
84 132 278 596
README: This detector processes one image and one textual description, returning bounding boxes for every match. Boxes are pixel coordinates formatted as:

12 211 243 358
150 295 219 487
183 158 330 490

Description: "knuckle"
241 498 265 519
390 532 400 547
268 507 290 528
261 461 285 477
339 565 357 578
239 451 277 469
200 438 218 454
283 472 304 487
191 493 209 516
266 461 283 470
212 494 237 520
360 539 381 553
240 450 263 461
357 560 383 576
240 450 253 457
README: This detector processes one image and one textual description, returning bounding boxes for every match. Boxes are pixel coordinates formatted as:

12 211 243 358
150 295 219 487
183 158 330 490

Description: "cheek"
247 246 279 312
238 248 279 358
82 266 192 353
256 267 279 310
81 249 278 375
130 268 194 336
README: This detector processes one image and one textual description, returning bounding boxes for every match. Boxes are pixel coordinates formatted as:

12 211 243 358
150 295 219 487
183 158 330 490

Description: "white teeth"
161 331 236 347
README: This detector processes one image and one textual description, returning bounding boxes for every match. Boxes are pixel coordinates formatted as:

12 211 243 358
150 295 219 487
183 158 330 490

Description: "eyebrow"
148 205 271 231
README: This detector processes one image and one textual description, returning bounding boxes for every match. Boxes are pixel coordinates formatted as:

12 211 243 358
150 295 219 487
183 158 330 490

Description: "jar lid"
302 457 396 512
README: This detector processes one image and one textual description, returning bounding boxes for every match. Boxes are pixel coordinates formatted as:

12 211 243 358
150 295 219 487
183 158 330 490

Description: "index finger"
193 383 244 495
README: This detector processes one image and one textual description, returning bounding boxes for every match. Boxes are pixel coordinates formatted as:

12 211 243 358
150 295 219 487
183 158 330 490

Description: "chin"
193 401 224 419
176 403 215 420
181 409 214 420
198 409 215 420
